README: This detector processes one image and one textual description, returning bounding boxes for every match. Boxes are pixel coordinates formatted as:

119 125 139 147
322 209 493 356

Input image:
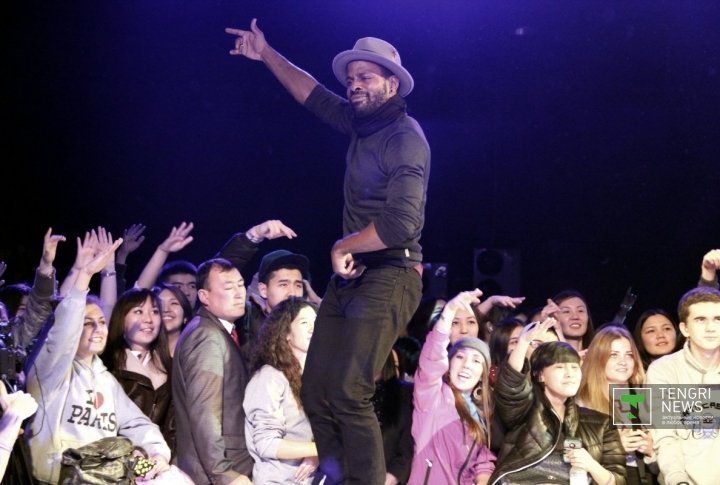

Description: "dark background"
2 1 719 327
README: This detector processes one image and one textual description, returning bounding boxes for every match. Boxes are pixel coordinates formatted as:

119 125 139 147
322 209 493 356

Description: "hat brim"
260 254 310 282
332 50 414 97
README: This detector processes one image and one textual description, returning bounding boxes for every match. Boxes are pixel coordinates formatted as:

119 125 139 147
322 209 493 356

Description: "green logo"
620 393 645 420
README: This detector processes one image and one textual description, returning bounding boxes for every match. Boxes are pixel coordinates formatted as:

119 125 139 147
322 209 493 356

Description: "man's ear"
197 288 209 306
388 75 400 96
679 321 690 338
258 282 268 299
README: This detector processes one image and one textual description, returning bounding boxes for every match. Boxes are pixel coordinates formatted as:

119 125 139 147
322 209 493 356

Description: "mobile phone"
563 437 582 463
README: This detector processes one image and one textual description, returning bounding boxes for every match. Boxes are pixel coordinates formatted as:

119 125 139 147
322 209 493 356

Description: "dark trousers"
301 265 422 485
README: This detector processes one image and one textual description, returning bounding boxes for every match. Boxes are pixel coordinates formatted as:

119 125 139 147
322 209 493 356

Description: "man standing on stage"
226 19 430 485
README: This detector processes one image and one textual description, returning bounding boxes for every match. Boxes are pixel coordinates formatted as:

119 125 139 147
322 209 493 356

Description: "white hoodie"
646 342 720 485
25 287 170 484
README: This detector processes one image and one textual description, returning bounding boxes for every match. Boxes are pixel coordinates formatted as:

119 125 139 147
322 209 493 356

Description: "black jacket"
489 362 627 485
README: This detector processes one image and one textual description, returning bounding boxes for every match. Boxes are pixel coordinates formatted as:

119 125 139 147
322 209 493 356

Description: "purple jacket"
409 328 496 484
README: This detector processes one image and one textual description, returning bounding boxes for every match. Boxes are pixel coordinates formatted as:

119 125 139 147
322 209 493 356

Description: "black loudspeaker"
422 262 448 299
473 249 521 297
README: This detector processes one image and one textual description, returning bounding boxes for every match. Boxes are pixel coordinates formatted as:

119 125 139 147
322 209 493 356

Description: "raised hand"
96 226 115 255
41 227 66 267
701 249 720 282
72 230 101 271
518 317 558 345
475 294 525 317
158 222 194 254
246 219 297 243
433 289 483 334
116 223 146 263
226 18 267 60
540 298 560 320
84 238 123 276
445 289 484 316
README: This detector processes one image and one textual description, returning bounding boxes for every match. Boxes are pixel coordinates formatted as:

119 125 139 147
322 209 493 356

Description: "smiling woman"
24 241 172 484
409 289 496 485
243 297 321 485
576 326 656 485
100 287 175 456
489 319 627 485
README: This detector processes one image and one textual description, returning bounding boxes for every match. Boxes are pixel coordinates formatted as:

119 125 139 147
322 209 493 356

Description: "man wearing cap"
226 19 430 485
255 249 311 311
238 249 317 362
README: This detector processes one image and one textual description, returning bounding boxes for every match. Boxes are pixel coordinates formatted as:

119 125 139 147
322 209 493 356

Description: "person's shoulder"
647 349 684 374
247 366 287 395
183 312 224 336
253 364 283 378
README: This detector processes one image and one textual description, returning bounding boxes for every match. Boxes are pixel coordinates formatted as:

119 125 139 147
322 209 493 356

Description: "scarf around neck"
351 94 407 137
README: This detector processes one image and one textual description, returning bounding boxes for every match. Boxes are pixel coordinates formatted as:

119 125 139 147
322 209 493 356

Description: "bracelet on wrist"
100 270 117 278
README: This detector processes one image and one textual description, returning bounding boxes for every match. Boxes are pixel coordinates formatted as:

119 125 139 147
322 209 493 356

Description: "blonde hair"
577 326 645 413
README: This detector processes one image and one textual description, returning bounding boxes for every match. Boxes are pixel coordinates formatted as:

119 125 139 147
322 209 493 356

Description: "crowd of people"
0 222 717 485
1 16 719 485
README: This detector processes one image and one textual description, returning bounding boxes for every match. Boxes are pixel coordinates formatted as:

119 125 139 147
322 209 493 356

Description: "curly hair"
250 297 317 409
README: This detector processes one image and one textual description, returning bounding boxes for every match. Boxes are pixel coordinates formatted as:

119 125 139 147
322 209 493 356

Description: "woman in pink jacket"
409 289 496 485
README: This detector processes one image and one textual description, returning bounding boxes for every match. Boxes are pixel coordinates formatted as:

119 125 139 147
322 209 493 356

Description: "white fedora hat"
332 37 414 97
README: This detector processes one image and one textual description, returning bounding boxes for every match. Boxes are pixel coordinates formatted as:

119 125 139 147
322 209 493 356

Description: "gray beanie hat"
448 337 491 365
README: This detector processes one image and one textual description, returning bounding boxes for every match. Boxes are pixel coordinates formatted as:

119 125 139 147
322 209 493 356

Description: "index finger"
225 27 245 36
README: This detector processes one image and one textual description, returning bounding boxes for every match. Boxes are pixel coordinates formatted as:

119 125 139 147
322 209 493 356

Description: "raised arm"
135 222 194 289
58 229 99 297
216 219 297 272
19 228 65 349
27 235 122 392
96 226 119 315
507 317 558 372
114 223 147 295
699 249 720 289
414 290 482 412
225 18 319 104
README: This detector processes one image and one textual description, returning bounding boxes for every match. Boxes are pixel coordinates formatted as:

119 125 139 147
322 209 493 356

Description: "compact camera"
562 437 583 463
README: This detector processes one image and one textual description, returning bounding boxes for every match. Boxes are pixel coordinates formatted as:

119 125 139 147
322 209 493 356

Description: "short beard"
351 84 390 117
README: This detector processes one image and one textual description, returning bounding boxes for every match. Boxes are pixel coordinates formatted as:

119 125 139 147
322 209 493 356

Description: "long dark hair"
632 308 683 369
250 297 317 409
489 317 524 366
101 287 172 375
530 341 581 437
152 283 193 333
